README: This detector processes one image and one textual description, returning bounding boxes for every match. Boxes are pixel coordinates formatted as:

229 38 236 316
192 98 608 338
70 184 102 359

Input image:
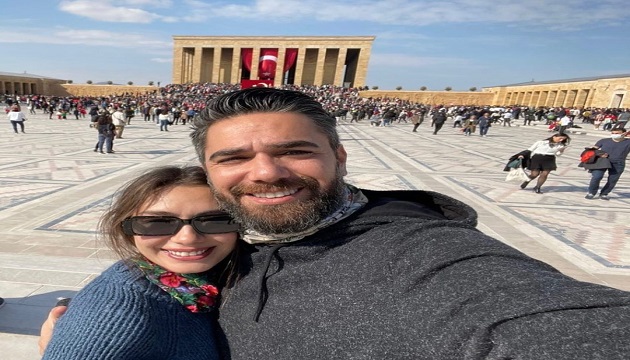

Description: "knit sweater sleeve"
42 265 167 360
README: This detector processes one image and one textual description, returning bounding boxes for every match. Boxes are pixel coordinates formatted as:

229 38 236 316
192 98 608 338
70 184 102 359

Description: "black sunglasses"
122 212 240 236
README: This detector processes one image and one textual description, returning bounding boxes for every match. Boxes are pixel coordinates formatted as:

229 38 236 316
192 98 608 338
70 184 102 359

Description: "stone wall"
358 90 495 106
58 84 159 97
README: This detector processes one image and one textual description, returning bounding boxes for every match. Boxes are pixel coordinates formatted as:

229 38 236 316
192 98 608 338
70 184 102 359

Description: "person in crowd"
585 127 630 200
94 111 116 154
42 166 240 359
111 107 126 139
477 112 491 137
158 107 170 131
432 108 447 134
36 87 630 359
502 110 513 126
410 109 421 132
7 105 27 133
558 113 572 134
519 133 570 193
523 107 535 126
463 114 477 136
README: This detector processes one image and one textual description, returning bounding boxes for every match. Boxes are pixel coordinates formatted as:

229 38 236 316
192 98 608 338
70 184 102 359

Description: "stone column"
172 44 183 83
211 47 222 83
314 47 327 86
293 47 306 85
231 47 241 84
333 47 347 87
354 45 372 87
274 47 286 87
192 46 204 83
250 47 261 80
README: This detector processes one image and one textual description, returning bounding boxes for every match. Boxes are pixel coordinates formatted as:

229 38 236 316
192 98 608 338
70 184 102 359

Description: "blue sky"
2 0 630 90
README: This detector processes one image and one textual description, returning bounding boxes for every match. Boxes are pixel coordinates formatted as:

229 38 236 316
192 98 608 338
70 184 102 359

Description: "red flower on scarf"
159 273 183 287
201 284 219 297
186 304 200 312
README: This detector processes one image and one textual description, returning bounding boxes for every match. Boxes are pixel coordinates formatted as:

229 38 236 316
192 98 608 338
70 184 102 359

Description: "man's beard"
210 171 346 234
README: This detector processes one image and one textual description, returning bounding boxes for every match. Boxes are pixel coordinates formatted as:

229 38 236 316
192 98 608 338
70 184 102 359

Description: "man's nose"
247 154 290 182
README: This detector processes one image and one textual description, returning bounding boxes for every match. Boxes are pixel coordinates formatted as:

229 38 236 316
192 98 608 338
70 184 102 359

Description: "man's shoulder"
358 189 477 225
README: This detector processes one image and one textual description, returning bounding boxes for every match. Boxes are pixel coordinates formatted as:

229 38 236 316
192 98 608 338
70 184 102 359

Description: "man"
432 108 447 134
110 107 126 139
558 113 572 134
585 127 630 200
41 89 630 359
477 111 491 137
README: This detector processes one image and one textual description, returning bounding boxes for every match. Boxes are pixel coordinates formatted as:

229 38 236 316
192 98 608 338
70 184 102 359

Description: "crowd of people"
5 82 630 138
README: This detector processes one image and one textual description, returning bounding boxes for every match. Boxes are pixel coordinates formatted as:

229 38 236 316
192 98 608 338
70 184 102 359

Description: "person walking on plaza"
8 105 27 133
158 107 170 131
502 110 513 127
410 109 421 132
558 113 572 134
477 112 491 137
520 133 571 194
463 114 477 136
432 108 447 134
111 107 126 139
585 127 630 200
95 111 116 154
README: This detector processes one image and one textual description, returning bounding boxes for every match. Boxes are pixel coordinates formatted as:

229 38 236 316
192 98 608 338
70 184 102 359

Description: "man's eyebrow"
208 141 321 161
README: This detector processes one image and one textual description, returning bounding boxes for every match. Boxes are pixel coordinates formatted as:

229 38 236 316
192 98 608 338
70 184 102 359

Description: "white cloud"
59 0 167 23
151 57 172 63
188 0 629 30
0 26 171 50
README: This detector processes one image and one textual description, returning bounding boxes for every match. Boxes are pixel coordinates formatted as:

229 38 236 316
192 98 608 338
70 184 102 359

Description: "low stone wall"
52 84 159 97
358 90 496 106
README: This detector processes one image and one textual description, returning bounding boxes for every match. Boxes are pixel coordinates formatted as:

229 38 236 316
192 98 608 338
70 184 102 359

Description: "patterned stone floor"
1 111 628 359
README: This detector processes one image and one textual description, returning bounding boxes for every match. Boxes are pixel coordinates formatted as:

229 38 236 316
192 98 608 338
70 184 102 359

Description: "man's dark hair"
190 88 339 165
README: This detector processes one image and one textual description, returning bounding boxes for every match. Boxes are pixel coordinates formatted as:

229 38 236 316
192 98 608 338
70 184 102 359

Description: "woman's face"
132 185 237 274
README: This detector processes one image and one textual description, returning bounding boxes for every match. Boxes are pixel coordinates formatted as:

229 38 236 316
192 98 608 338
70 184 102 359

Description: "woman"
159 107 170 131
462 115 477 136
519 133 571 193
95 111 116 154
7 105 27 133
43 166 240 360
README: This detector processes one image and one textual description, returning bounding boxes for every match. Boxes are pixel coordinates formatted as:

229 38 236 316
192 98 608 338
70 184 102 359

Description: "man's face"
203 112 348 234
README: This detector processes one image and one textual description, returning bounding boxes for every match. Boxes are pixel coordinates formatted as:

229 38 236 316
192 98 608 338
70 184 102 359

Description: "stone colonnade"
172 36 374 88
1 77 39 95
485 76 630 108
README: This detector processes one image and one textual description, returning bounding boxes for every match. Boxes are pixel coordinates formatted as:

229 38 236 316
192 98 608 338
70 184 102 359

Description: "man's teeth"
168 249 207 257
252 189 298 198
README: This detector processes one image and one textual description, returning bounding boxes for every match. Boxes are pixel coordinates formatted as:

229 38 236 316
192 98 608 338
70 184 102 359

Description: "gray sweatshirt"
217 189 630 359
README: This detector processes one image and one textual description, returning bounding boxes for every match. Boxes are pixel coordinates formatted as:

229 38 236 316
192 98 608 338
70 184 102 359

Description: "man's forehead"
205 112 329 147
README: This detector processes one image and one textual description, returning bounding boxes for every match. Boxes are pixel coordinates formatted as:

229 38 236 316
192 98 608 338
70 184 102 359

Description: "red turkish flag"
241 79 274 89
258 48 278 80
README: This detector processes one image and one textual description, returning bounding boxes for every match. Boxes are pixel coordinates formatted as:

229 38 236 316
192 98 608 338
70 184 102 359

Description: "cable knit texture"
216 189 630 360
43 261 219 360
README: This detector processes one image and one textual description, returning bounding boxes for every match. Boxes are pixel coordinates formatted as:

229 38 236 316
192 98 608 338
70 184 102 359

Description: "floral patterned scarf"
133 258 220 313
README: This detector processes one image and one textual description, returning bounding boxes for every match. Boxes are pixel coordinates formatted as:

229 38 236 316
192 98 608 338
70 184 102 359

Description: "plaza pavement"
1 111 628 359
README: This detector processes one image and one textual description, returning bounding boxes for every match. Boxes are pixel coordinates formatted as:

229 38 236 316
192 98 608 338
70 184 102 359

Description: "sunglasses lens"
193 214 240 234
131 217 180 236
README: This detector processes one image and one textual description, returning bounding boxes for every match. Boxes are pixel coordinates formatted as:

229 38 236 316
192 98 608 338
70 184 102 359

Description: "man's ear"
336 145 348 176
